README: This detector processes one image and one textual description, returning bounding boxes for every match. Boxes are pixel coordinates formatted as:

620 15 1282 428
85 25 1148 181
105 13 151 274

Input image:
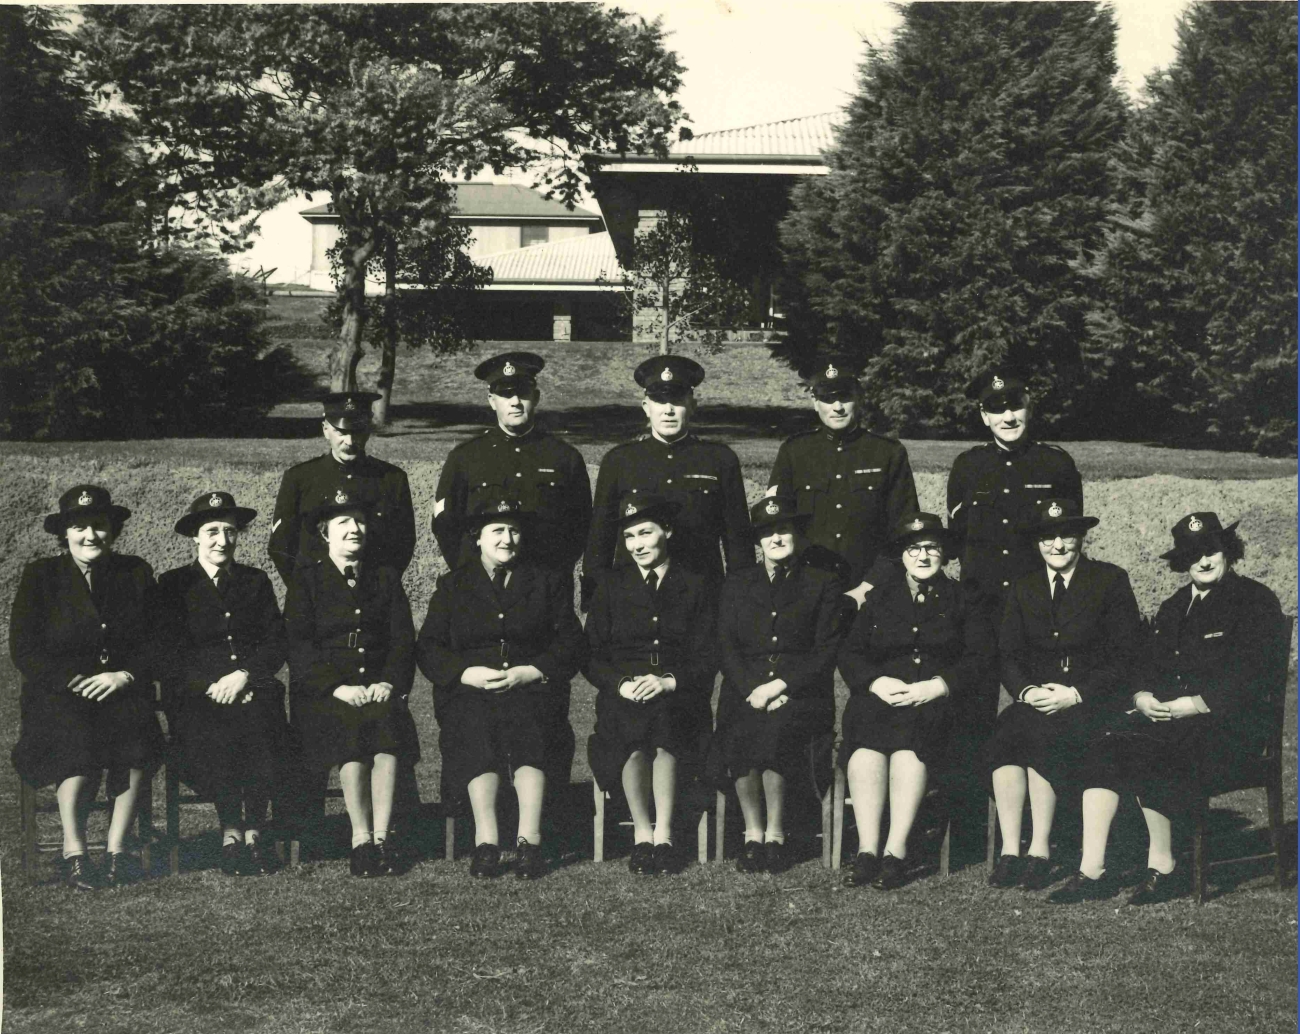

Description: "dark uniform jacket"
284 560 415 704
154 562 287 696
584 433 751 603
1145 572 1286 759
1000 556 1141 711
839 565 991 700
433 425 591 572
768 424 918 584
269 453 416 583
947 440 1082 609
416 562 588 716
583 564 718 713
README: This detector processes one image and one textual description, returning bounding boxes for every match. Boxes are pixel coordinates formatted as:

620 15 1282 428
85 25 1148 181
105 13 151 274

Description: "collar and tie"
1051 572 1068 620
344 564 358 588
213 568 228 596
645 569 659 593
1187 589 1209 616
491 565 508 592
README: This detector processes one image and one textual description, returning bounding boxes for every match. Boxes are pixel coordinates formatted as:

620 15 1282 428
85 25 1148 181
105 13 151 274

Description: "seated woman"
284 488 417 878
155 492 287 877
417 496 586 880
986 499 1140 891
837 513 992 890
584 494 717 875
9 485 162 889
1051 512 1285 905
713 495 848 874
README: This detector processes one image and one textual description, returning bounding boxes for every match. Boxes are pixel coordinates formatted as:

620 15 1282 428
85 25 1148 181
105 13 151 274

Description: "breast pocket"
527 471 570 516
468 477 508 510
679 473 721 522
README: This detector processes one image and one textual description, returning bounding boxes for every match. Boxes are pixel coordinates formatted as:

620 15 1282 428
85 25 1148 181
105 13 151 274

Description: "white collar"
481 557 512 586
197 557 231 581
642 559 670 584
1047 562 1079 592
650 428 689 446
330 555 361 578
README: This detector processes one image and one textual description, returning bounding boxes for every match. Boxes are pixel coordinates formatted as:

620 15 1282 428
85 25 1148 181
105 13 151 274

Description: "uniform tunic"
711 557 848 784
416 562 587 802
767 424 918 584
268 453 416 583
9 552 162 795
433 425 591 573
583 564 718 792
284 561 418 771
985 556 1141 788
1087 571 1286 810
154 561 288 803
583 433 751 606
837 564 992 765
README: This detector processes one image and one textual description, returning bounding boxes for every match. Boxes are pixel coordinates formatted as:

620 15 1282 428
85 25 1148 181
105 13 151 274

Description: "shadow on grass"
1199 811 1295 901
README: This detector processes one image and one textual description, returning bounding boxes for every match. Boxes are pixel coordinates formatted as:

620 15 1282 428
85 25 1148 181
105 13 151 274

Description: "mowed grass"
1 432 1296 1034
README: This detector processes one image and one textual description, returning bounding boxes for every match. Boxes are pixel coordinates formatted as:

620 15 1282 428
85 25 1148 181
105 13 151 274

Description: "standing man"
584 355 751 609
766 363 918 601
432 352 591 792
268 392 416 584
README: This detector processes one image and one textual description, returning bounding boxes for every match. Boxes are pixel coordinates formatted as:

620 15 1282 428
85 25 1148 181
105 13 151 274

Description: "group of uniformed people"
9 352 1286 902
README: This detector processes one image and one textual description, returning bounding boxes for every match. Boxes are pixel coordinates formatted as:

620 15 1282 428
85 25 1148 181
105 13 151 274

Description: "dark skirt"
1081 712 1230 814
294 694 420 772
438 689 556 803
983 700 1098 790
709 696 833 788
587 691 706 792
839 692 950 766
12 679 162 797
169 677 288 803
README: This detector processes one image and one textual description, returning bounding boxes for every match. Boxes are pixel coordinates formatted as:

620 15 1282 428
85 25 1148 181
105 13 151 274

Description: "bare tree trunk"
373 237 398 429
328 235 378 392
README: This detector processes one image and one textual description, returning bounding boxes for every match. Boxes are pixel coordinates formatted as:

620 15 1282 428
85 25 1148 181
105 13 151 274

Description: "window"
520 224 549 248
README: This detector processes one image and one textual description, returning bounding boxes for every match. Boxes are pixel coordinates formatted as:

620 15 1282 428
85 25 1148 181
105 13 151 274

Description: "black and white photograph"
1 1 1296 1031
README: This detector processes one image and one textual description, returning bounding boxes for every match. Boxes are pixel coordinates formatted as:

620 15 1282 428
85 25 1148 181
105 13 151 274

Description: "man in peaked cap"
584 354 751 610
433 351 591 793
766 361 918 601
268 391 416 584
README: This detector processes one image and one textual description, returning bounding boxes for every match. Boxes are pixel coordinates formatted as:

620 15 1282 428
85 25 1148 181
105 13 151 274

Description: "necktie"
83 566 93 594
344 564 357 588
1052 573 1067 619
645 570 659 592
213 569 227 596
772 565 787 586
1186 590 1204 617
492 566 507 592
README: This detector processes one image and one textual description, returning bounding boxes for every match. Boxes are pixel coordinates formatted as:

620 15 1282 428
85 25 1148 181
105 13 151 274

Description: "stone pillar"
632 209 665 346
551 297 573 342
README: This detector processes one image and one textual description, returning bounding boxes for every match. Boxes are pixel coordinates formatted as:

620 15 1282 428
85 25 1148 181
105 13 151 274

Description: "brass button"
359 667 366 674
836 504 842 509
771 636 778 642
230 654 238 661
498 613 504 619
355 609 361 615
1002 549 1009 555
358 647 365 654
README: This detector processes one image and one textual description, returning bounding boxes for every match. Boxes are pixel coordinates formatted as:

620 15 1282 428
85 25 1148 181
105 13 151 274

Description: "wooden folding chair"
591 777 715 864
830 762 953 875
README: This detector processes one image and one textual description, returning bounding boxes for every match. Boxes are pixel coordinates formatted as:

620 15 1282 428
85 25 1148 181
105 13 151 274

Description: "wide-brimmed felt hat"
615 493 680 531
43 484 131 536
463 494 535 533
321 391 381 432
1022 498 1099 538
749 494 810 536
635 355 705 402
805 361 861 401
886 512 954 557
174 491 258 537
1159 511 1240 562
310 486 373 528
475 351 545 397
966 366 1029 412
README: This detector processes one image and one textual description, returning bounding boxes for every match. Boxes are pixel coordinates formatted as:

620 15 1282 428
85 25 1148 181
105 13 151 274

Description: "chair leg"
138 779 154 875
1267 771 1284 890
940 816 951 878
444 816 456 862
1192 799 1208 905
290 838 301 867
986 796 997 874
166 763 181 876
20 780 37 879
697 806 708 865
593 782 605 864
820 782 834 870
831 765 846 872
714 791 726 863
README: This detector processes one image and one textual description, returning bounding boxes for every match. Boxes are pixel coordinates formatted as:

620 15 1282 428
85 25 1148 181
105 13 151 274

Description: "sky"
235 0 1195 284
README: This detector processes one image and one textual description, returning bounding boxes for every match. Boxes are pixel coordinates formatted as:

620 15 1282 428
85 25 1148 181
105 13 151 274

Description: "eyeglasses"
904 544 943 558
1037 534 1080 546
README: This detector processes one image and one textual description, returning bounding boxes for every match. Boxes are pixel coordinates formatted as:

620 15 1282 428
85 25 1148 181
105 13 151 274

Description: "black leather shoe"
1019 855 1055 891
1127 867 1187 906
514 839 544 880
63 854 98 891
103 851 137 887
220 841 245 877
349 842 380 878
628 842 655 875
844 851 880 887
736 839 765 874
1048 870 1117 904
988 854 1024 888
470 842 501 879
871 854 907 891
763 840 788 874
242 838 279 877
652 843 677 875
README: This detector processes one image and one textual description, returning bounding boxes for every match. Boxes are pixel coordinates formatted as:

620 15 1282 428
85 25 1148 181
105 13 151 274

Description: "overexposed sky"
237 0 1194 283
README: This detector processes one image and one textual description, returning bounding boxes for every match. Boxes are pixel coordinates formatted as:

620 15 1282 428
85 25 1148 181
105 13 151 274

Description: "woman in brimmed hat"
154 492 287 876
9 485 162 889
583 494 718 875
711 495 850 874
984 498 1141 894
1049 513 1286 905
837 513 994 890
417 495 587 880
284 488 418 877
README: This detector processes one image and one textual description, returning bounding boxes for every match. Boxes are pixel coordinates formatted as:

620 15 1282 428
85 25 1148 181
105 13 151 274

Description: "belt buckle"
347 632 358 649
767 653 779 664
499 640 509 662
650 650 660 667
99 649 109 665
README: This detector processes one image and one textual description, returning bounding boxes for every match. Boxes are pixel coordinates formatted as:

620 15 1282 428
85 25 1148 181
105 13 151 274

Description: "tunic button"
101 623 107 629
805 485 811 490
653 640 660 646
771 636 778 642
913 657 922 665
1006 461 1012 467
224 612 231 619
1175 650 1180 656
359 667 365 674
769 672 775 677
1053 632 1060 638
836 504 842 509
1002 488 1010 494
836 474 842 479
515 472 521 477
1002 581 1009 587
498 613 504 619
227 635 233 641
231 654 238 661
771 611 777 617
355 609 361 615
835 533 842 538
666 479 672 485
912 627 918 633
515 447 520 453
1002 549 1009 555
1002 519 1009 525
358 647 365 654
667 454 673 460
652 616 658 622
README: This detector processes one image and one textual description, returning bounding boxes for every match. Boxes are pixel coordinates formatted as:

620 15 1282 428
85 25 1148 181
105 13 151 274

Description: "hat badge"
625 503 638 517
1048 502 1063 518
497 500 512 513
209 494 223 509
825 364 838 380
1188 516 1203 532
77 491 93 507
334 489 348 505
661 367 673 382
909 518 924 532
765 500 780 516
344 397 357 411
502 361 516 377
991 375 1005 391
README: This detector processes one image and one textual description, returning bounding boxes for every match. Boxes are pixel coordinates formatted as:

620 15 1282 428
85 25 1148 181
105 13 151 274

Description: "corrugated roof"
480 231 621 284
301 183 600 221
668 112 842 159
